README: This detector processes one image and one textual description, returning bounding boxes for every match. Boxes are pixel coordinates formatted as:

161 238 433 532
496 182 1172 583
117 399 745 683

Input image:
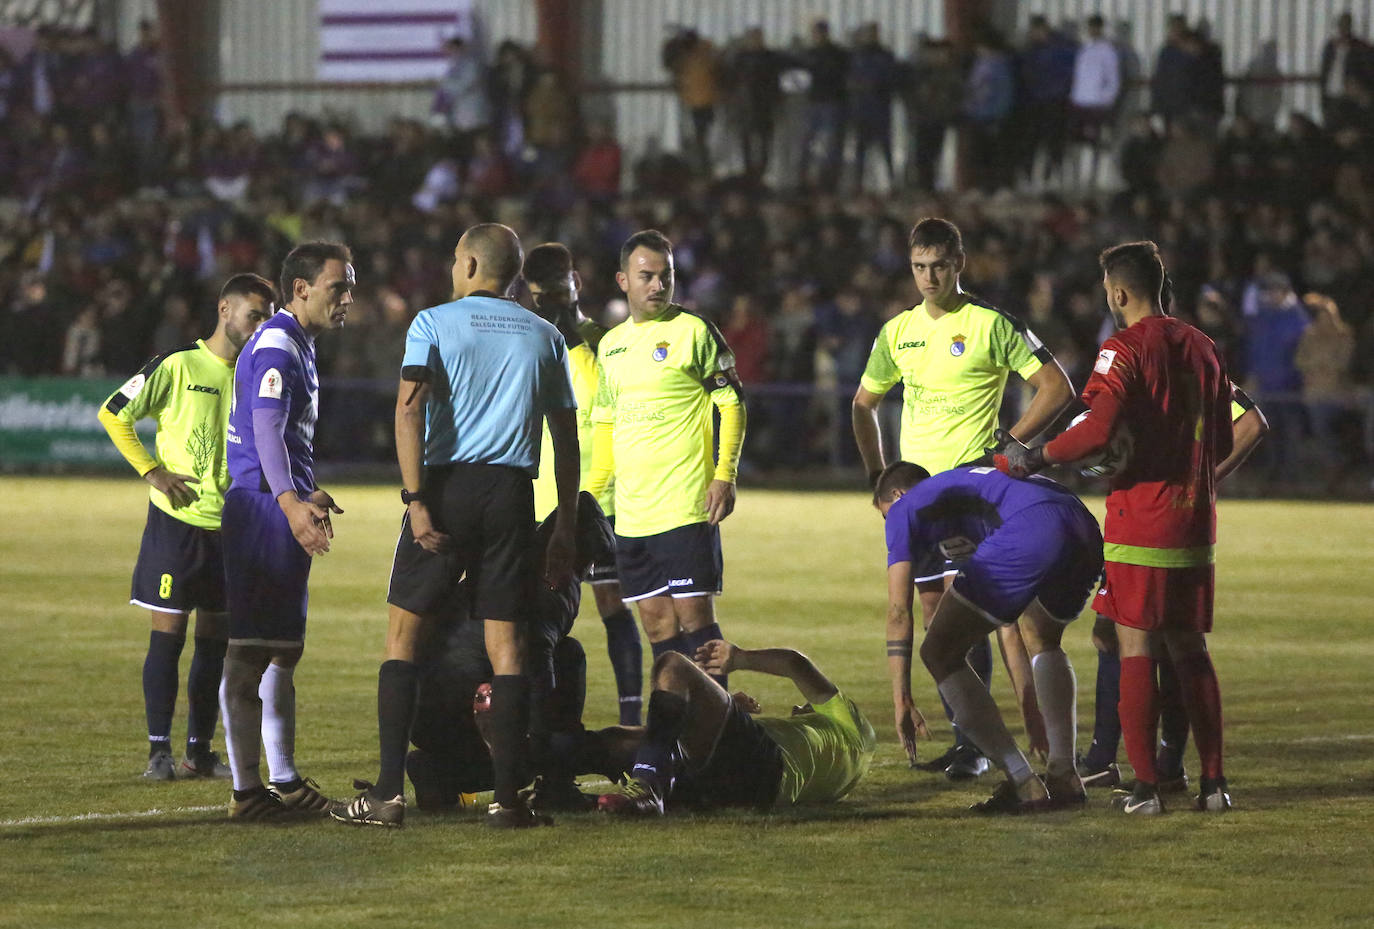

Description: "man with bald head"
335 223 581 829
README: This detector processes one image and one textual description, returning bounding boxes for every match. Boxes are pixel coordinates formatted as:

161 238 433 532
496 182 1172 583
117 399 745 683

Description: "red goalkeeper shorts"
1093 561 1214 633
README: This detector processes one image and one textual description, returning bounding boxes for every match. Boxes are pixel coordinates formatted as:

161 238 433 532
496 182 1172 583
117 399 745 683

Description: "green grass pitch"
1 477 1371 928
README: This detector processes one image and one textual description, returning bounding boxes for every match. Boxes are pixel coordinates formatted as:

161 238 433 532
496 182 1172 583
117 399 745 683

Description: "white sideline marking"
0 804 221 828
1291 733 1374 745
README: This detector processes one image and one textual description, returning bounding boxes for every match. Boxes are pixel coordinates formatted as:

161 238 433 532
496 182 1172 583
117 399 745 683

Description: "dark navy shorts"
672 696 784 812
950 500 1104 625
130 502 226 614
221 487 312 646
615 521 722 602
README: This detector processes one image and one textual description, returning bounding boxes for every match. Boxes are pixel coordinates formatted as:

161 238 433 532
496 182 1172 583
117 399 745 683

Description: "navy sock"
488 675 531 807
185 636 226 752
682 623 726 688
143 630 184 754
1084 650 1122 771
376 660 420 798
1156 653 1189 774
602 608 644 725
650 633 689 660
631 690 689 796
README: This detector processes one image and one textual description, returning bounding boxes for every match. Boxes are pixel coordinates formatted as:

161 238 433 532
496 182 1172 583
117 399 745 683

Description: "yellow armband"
98 406 158 476
714 401 746 483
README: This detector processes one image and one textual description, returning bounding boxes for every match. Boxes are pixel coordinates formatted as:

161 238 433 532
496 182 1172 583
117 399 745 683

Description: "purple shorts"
222 487 312 646
950 500 1103 625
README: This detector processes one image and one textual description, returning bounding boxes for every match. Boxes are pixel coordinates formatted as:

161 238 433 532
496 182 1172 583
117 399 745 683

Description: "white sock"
220 657 263 792
259 662 299 785
938 666 1033 784
1031 648 1078 779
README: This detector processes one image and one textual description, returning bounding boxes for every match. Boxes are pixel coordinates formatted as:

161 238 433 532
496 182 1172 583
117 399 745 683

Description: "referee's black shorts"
387 463 535 623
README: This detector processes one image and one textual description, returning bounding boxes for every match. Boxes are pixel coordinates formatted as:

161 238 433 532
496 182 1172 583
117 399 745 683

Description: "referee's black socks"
489 675 531 808
376 659 419 799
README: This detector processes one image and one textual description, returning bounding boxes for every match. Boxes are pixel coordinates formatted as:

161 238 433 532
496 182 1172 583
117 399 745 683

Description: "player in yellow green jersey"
526 242 644 726
97 274 274 780
587 230 746 688
597 638 876 815
852 218 1074 780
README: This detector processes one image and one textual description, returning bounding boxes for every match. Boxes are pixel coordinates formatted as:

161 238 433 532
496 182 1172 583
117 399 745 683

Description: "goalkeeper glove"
992 429 1045 479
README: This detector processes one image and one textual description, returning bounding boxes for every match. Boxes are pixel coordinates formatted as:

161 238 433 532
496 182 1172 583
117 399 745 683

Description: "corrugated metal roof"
109 0 1370 136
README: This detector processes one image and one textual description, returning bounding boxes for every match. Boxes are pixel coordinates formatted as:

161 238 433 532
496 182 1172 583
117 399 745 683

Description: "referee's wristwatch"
401 488 424 505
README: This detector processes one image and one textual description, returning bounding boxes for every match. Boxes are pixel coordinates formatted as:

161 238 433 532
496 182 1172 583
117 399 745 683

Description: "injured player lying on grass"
596 641 877 816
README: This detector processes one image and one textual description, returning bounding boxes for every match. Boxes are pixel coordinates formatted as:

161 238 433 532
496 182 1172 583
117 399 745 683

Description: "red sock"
1119 656 1160 785
1173 651 1224 780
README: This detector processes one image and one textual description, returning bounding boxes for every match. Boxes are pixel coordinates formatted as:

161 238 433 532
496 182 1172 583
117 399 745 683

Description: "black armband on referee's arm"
886 640 913 658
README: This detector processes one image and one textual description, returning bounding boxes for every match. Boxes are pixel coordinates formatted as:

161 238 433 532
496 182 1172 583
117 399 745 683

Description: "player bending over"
875 461 1102 813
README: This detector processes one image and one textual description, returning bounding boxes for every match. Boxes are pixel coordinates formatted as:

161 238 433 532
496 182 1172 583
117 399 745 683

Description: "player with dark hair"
524 242 644 726
98 273 274 779
335 223 579 829
853 216 1074 779
872 461 1102 812
586 230 746 688
218 242 355 819
597 639 876 816
405 493 641 812
998 240 1235 814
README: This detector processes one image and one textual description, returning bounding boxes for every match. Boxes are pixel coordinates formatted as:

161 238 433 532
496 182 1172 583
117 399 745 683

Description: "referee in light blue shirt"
333 224 580 830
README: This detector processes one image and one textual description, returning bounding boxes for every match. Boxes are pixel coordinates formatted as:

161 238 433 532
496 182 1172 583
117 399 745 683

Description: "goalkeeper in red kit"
997 241 1234 815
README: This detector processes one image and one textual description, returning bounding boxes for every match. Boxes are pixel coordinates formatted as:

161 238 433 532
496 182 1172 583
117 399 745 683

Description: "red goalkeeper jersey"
1046 315 1233 566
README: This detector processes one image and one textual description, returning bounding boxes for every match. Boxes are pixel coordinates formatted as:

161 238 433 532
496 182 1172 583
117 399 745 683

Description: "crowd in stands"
1 15 1371 488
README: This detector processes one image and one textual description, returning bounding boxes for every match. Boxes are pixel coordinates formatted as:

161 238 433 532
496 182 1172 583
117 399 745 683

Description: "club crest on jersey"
950 334 967 357
652 342 669 362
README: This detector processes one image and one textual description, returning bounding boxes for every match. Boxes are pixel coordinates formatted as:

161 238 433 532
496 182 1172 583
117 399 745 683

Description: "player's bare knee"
192 610 227 641
650 650 694 688
1019 610 1063 656
150 610 189 636
918 635 955 679
1162 628 1207 659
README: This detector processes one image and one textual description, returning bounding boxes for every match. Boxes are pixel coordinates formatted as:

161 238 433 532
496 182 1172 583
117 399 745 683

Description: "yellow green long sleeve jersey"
99 340 235 529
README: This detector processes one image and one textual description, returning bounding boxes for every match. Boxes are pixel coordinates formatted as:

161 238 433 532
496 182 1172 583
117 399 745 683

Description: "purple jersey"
885 467 1087 578
227 310 318 496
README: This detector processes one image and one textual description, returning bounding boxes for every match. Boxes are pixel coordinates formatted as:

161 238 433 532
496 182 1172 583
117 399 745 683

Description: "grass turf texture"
1 476 1371 929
